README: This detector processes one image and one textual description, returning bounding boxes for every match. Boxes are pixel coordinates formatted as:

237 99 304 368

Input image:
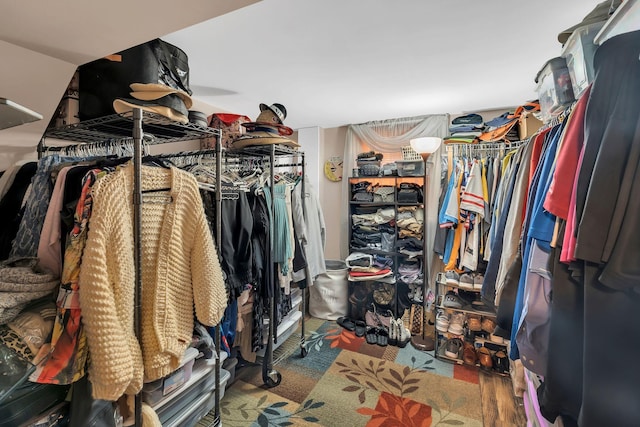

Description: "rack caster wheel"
301 347 308 358
263 369 281 388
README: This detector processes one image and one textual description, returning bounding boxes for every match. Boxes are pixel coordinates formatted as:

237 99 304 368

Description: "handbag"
397 182 423 203
203 113 251 149
373 186 394 203
365 304 392 329
372 283 395 306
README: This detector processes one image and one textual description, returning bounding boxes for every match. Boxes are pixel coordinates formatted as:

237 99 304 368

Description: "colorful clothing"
30 168 106 384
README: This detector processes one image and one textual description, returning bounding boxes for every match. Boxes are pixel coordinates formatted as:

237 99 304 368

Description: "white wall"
0 41 77 170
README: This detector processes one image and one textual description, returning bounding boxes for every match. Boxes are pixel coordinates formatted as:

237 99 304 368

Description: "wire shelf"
43 111 220 144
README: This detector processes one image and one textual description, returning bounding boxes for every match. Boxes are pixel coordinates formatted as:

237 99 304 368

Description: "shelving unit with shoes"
434 272 510 376
345 176 430 350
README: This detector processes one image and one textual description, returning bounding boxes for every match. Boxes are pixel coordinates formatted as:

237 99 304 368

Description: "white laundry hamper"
310 260 349 320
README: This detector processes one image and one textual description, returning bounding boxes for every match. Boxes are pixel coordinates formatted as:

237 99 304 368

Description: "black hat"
258 103 287 124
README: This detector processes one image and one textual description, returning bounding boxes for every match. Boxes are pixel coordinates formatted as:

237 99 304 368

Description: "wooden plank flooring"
479 371 527 426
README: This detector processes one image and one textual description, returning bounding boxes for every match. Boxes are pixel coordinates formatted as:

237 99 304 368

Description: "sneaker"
448 312 465 335
473 274 484 291
443 291 464 309
444 338 463 359
435 310 450 333
481 317 497 334
445 271 460 286
459 273 474 290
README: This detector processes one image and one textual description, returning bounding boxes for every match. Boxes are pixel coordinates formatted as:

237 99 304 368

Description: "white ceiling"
162 0 602 130
0 0 602 152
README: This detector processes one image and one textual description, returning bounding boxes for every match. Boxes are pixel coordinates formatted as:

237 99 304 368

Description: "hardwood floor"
479 371 527 426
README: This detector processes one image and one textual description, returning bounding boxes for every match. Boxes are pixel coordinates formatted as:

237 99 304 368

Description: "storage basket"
402 146 422 161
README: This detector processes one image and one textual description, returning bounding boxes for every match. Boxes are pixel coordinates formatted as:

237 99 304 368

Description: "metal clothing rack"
444 140 529 158
41 110 224 427
226 144 307 386
158 143 308 386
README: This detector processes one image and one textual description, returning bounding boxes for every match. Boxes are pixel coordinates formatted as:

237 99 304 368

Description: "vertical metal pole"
422 157 429 342
299 152 306 356
267 145 276 369
213 134 223 427
132 108 143 427
410 154 433 351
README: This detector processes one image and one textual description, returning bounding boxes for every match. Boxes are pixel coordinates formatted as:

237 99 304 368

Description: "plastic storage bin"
535 57 575 123
396 160 425 177
310 260 349 320
142 347 199 405
561 21 604 98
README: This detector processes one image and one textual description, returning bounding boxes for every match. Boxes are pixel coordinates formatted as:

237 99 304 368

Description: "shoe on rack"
477 346 493 369
444 338 463 359
489 333 505 344
459 273 474 290
481 317 497 334
443 291 464 309
397 321 412 348
435 310 450 333
466 314 482 332
462 341 478 365
388 317 398 347
448 312 465 335
473 274 484 291
493 350 509 374
444 271 460 286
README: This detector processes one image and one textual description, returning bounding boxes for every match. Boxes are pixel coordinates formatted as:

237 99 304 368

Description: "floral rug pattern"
216 320 483 426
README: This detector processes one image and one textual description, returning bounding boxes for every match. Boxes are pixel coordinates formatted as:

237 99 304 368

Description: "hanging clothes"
30 168 107 385
77 163 227 401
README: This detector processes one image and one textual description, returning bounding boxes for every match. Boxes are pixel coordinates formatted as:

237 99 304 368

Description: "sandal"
337 316 356 331
365 326 378 345
376 327 388 347
354 320 366 338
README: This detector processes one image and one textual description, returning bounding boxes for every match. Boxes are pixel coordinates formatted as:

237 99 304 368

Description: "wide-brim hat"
129 83 193 109
231 130 299 149
557 0 621 44
113 93 189 124
242 122 294 136
259 103 287 124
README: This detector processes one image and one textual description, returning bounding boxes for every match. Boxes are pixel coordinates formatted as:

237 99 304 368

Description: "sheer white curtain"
340 114 449 288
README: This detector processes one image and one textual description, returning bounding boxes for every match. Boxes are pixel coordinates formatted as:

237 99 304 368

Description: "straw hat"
113 93 189 124
231 125 299 149
128 83 193 109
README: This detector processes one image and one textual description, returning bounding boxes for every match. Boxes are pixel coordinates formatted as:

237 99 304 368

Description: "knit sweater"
78 163 227 401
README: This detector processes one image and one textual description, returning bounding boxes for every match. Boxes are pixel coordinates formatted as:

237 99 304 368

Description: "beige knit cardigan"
78 163 227 401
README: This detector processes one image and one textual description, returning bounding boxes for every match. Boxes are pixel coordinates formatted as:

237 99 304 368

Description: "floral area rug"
218 319 484 426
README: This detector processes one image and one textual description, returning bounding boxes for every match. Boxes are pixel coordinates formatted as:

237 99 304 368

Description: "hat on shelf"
557 0 622 44
113 92 189 124
231 126 300 149
232 102 299 149
188 110 208 127
241 102 293 136
128 83 193 109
